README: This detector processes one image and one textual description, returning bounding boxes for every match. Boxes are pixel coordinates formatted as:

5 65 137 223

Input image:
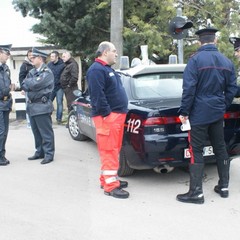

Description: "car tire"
118 148 134 177
68 110 88 141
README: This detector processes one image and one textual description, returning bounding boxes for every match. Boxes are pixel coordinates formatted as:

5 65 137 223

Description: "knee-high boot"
214 159 230 198
176 163 204 204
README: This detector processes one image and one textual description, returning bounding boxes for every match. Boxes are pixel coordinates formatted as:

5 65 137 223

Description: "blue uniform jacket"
22 64 54 117
0 64 12 111
86 59 128 117
179 44 237 126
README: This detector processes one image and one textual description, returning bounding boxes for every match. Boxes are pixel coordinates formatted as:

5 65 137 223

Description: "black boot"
214 159 230 198
176 163 204 204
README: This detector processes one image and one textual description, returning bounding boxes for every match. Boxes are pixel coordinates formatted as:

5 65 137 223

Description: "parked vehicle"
68 63 240 176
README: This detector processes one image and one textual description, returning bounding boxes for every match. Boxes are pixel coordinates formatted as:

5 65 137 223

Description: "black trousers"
29 113 55 160
189 118 229 164
0 110 10 158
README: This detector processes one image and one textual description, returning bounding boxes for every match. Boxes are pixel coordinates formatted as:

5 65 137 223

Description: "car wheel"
68 110 88 141
118 148 134 177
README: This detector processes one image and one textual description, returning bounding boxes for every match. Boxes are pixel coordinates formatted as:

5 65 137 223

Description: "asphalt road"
1 119 240 240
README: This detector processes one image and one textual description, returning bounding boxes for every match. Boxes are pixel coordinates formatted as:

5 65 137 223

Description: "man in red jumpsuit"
86 41 129 199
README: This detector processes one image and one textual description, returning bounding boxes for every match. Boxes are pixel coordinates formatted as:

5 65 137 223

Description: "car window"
132 73 183 99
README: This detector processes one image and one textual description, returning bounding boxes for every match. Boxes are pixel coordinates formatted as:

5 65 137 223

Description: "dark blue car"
68 63 240 176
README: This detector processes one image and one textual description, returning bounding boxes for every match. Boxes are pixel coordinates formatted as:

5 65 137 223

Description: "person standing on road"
22 47 55 165
19 49 34 128
47 51 65 124
0 44 13 166
86 41 129 199
60 51 79 113
177 28 238 204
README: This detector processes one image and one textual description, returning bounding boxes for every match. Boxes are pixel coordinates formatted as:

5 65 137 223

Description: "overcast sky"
0 0 42 47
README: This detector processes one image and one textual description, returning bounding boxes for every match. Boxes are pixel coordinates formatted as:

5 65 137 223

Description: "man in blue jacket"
177 27 238 204
86 41 129 199
48 51 65 124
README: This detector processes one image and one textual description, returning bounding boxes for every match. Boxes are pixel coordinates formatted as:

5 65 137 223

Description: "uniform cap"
229 37 240 51
0 44 12 54
32 47 49 58
195 27 218 36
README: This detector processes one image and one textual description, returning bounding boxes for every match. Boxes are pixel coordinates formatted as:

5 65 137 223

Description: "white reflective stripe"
105 176 118 184
102 170 118 175
221 188 228 191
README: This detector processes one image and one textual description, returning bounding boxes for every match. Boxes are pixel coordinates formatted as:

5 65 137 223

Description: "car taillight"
143 116 181 125
224 112 240 119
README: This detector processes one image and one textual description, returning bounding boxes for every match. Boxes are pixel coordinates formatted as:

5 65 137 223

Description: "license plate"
184 146 215 158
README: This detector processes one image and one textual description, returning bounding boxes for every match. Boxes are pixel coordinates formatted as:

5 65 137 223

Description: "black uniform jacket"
179 44 237 126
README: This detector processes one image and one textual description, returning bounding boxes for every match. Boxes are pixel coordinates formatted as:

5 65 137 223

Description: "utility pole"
177 3 184 64
110 0 123 69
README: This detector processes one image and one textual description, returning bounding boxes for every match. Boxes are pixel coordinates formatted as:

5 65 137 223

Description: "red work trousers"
93 112 126 192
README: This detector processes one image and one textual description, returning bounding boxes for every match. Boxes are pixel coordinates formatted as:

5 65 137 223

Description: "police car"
68 60 240 176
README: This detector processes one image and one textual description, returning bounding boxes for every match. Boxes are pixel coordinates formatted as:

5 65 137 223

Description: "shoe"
214 185 229 198
176 191 204 204
101 180 128 189
57 120 62 125
41 159 53 164
28 154 44 160
0 158 9 166
104 187 129 199
2 156 10 164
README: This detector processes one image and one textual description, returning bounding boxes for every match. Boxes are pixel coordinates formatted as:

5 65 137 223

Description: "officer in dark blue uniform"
0 44 12 166
22 47 55 164
177 27 238 204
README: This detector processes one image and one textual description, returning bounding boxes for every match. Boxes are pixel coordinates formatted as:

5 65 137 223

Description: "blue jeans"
50 88 64 121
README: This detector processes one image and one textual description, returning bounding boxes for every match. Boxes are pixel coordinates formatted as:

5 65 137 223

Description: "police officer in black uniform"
177 27 238 204
0 44 12 166
22 47 55 164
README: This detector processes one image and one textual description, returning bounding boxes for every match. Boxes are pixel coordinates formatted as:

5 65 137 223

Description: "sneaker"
104 187 129 199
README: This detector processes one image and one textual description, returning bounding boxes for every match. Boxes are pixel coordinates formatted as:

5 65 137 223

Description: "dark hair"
199 35 215 44
27 49 32 55
51 50 60 57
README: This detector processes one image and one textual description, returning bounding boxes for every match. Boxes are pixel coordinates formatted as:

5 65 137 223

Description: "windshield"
132 73 183 99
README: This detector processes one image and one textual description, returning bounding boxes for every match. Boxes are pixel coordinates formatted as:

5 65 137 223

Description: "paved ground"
2 115 240 240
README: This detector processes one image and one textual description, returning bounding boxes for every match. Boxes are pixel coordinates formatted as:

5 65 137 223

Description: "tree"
12 0 240 66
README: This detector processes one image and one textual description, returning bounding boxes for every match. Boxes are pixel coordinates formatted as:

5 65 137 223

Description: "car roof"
119 64 186 77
